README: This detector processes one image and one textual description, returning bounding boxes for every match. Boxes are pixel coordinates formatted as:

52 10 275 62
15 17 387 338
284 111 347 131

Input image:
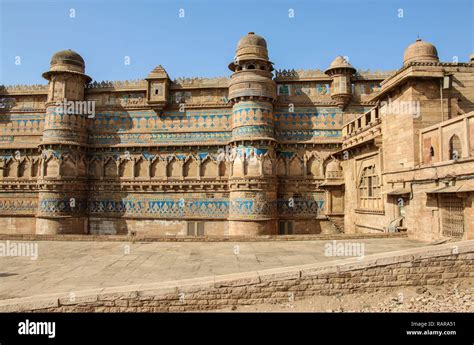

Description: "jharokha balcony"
342 107 382 150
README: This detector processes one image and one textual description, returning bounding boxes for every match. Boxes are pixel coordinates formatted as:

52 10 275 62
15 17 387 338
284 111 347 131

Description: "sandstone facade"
0 34 473 240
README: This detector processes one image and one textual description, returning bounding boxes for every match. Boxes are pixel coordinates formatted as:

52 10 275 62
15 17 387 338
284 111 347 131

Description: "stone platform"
0 237 422 301
0 239 471 312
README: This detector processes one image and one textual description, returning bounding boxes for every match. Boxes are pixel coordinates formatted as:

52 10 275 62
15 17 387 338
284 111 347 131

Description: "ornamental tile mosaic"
0 31 394 235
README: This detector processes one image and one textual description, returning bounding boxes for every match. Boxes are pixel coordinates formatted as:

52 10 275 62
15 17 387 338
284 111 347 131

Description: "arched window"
449 135 462 160
430 146 435 157
247 64 255 70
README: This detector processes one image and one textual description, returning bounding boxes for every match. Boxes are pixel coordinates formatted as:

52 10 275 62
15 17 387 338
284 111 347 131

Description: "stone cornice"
370 62 474 102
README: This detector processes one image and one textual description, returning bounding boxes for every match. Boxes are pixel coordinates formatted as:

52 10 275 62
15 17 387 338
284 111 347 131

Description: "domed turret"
325 56 356 109
236 32 268 59
41 49 91 142
403 39 439 66
51 50 85 68
229 32 273 71
326 56 356 72
228 32 276 101
42 49 91 82
37 49 92 235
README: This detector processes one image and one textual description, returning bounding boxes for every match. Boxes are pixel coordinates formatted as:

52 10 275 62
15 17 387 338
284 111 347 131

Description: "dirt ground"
221 278 473 312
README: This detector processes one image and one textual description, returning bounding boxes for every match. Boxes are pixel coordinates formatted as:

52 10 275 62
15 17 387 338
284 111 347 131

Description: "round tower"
36 50 91 234
42 49 91 145
227 32 278 236
325 56 356 110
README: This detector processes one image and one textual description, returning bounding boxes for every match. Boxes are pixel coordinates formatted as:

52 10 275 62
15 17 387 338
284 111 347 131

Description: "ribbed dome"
403 39 439 65
237 32 267 50
329 56 353 69
234 32 269 61
43 49 90 82
50 49 85 67
325 56 356 75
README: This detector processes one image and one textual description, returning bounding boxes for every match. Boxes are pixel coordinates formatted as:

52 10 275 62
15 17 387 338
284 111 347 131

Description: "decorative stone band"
88 132 232 146
231 100 275 141
55 129 340 147
42 106 88 145
0 195 38 215
86 195 280 220
233 145 270 156
232 101 274 128
44 106 89 130
228 74 276 101
84 192 280 220
2 190 325 221
229 190 277 220
0 113 44 132
42 129 88 146
231 125 275 141
228 177 278 190
38 192 87 217
88 198 230 219
0 136 15 144
90 110 232 132
228 199 277 220
275 129 341 142
274 110 342 129
277 199 324 218
232 101 272 111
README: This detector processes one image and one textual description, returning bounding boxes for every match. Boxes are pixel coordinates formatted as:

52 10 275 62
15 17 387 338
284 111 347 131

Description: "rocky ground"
223 278 473 312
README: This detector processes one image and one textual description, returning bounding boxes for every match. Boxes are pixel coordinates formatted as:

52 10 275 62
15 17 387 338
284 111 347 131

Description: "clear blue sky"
1 0 473 85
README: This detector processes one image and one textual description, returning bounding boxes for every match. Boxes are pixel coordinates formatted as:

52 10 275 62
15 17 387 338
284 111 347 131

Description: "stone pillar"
36 50 91 234
227 33 278 236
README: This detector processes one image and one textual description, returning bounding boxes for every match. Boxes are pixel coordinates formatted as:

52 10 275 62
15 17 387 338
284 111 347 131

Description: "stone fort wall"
1 35 473 239
0 40 388 236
